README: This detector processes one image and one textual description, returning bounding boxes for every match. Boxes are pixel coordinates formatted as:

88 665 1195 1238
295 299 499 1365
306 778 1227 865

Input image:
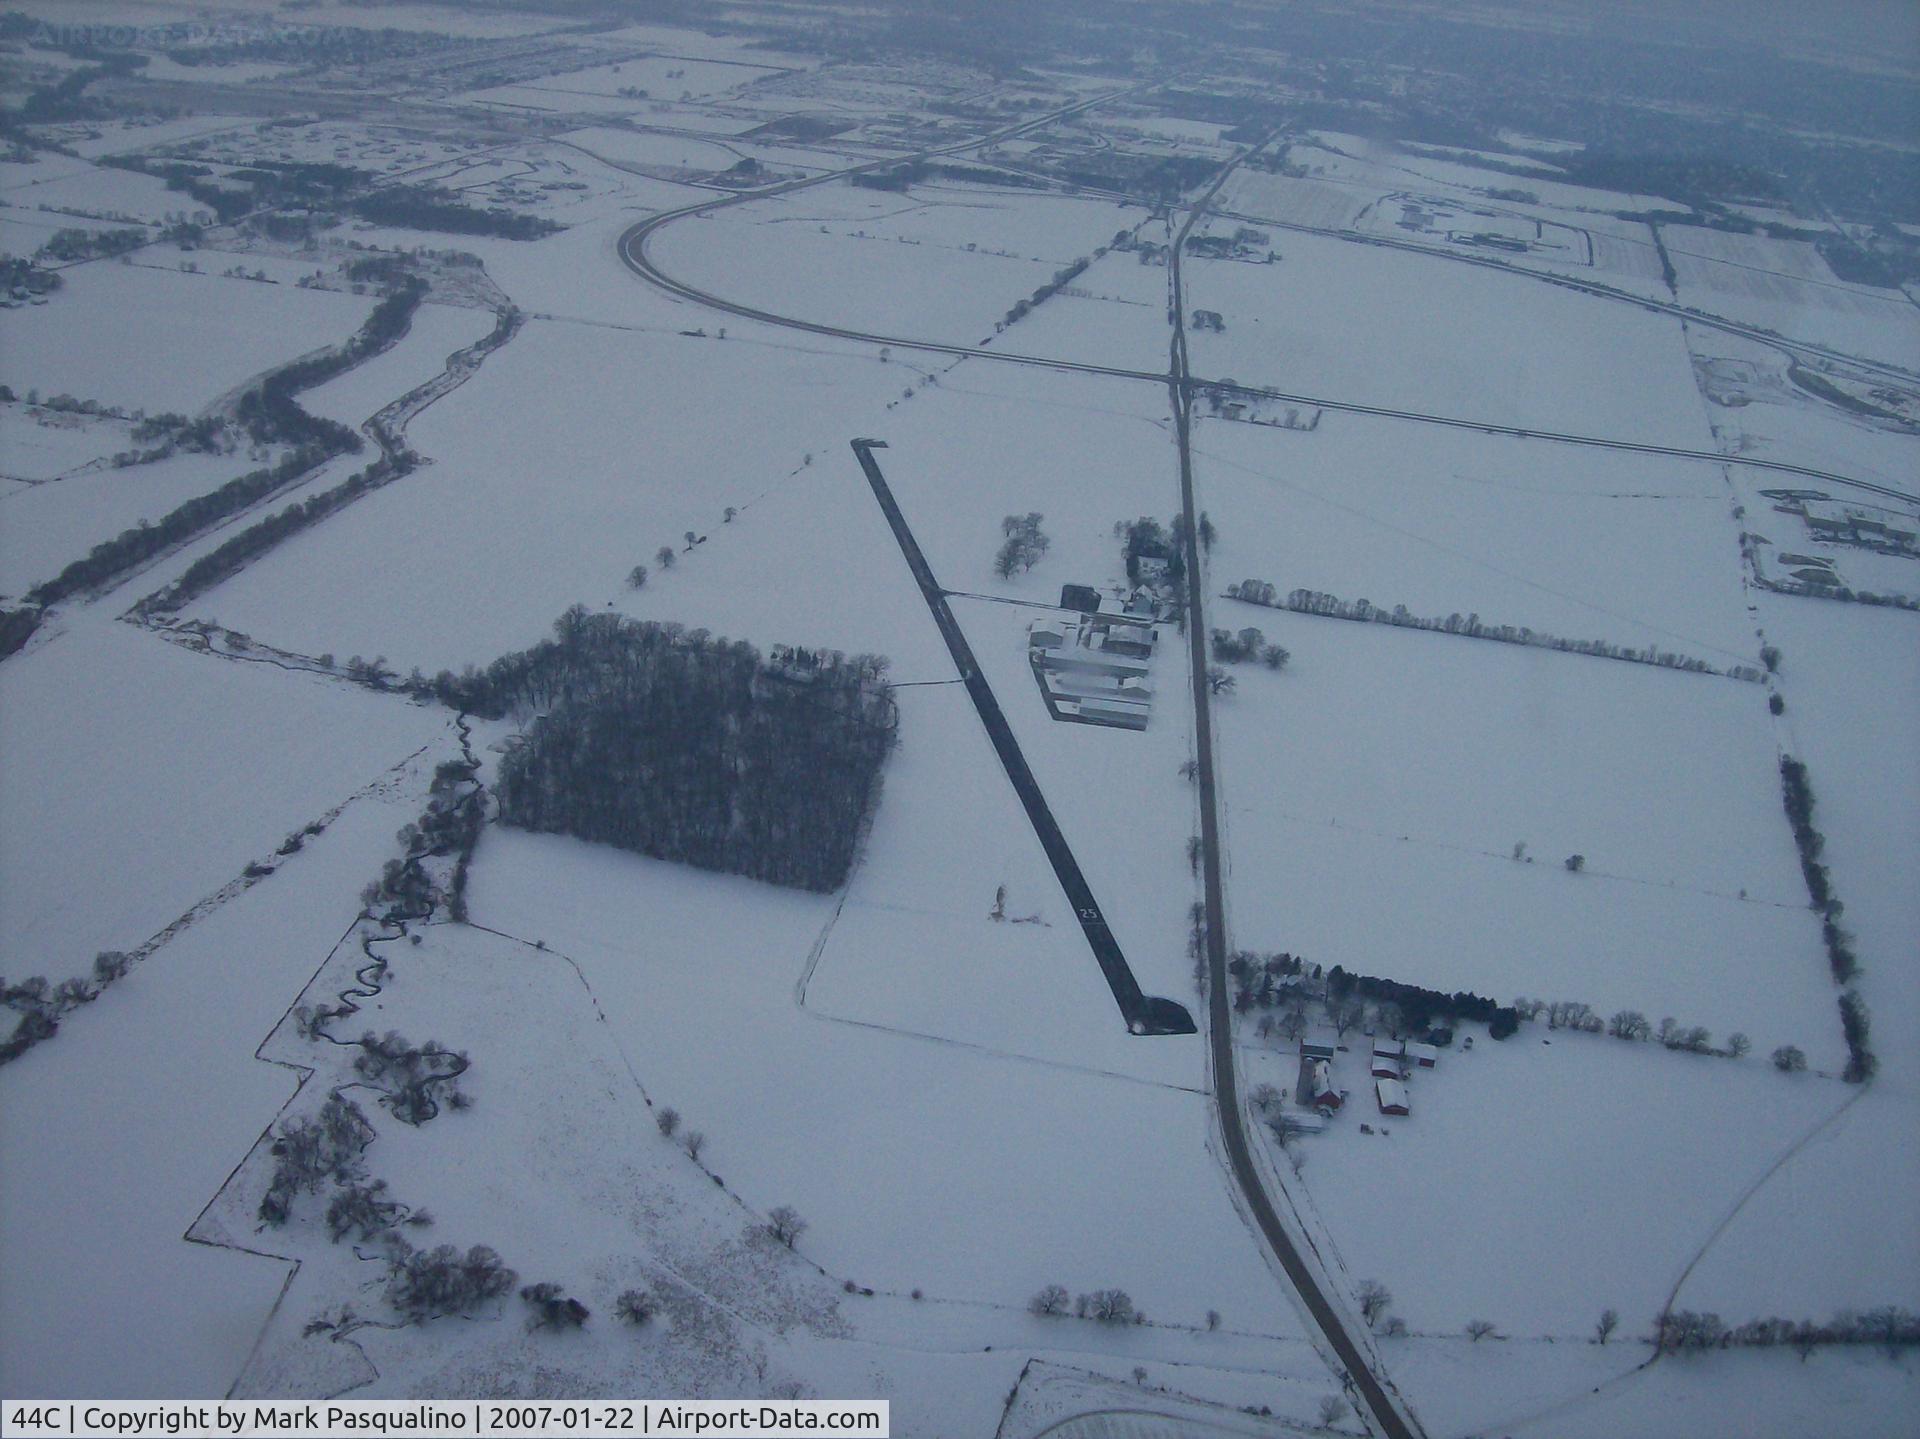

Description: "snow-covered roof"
1375 1077 1409 1112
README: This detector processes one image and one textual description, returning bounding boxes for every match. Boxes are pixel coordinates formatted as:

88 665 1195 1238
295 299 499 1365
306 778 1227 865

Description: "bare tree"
767 1205 806 1248
626 565 648 590
1596 1308 1619 1345
655 545 675 570
1466 1319 1498 1342
1726 1032 1752 1059
1357 1279 1392 1327
1332 1001 1365 1038
681 1130 706 1162
1085 1288 1134 1324
1028 1284 1070 1317
1317 1395 1347 1427
1249 1082 1280 1114
615 1289 652 1326
1206 1309 1221 1331
1772 1045 1807 1073
1269 1113 1313 1149
654 1106 680 1138
1608 1010 1651 1041
1280 1001 1309 1043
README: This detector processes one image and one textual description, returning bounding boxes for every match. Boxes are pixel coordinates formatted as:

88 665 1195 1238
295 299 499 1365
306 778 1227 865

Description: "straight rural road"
850 439 1196 1038
1169 149 1425 1439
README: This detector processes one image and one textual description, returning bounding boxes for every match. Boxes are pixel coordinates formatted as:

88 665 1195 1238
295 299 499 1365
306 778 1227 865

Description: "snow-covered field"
0 443 286 595
1667 230 1919 372
1183 229 1713 443
652 184 1143 346
0 758 436 1398
1210 605 1832 1059
1192 412 1757 659
2 263 373 414
0 616 445 972
1661 596 1920 1322
463 55 785 112
2 23 1914 1432
1242 1021 1849 1339
469 825 1297 1338
299 300 499 431
176 315 951 672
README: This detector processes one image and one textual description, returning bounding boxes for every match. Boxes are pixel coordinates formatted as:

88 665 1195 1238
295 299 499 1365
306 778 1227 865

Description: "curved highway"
619 159 1917 507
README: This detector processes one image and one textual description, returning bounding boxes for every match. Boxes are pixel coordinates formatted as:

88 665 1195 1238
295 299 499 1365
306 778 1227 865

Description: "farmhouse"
1375 1077 1410 1117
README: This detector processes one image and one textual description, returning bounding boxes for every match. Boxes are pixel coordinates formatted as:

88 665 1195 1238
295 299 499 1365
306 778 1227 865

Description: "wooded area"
485 611 897 893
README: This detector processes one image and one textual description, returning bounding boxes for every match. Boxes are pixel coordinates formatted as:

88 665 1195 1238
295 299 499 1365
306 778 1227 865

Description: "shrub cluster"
386 1243 517 1322
0 952 133 1066
259 1095 375 1226
1209 626 1287 669
352 1030 470 1126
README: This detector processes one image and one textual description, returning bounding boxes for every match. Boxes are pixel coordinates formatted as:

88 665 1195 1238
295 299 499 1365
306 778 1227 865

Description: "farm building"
1304 1060 1342 1112
1059 583 1102 614
1375 1078 1410 1117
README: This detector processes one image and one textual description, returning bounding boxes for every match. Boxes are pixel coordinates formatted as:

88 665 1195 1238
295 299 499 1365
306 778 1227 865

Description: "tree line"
349 185 561 242
1658 1305 1918 1359
1779 756 1876 1083
482 610 897 894
142 299 519 616
1228 950 1518 1040
28 276 427 608
1227 581 1763 683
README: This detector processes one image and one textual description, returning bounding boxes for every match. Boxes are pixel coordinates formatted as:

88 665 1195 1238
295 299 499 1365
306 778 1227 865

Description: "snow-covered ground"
177 313 950 672
1666 229 1919 372
1183 228 1713 444
468 823 1299 1340
0 766 437 1398
0 442 291 595
0 616 445 972
1209 604 1831 1061
2 25 1914 1431
2 262 374 414
652 184 1144 347
1192 412 1757 659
